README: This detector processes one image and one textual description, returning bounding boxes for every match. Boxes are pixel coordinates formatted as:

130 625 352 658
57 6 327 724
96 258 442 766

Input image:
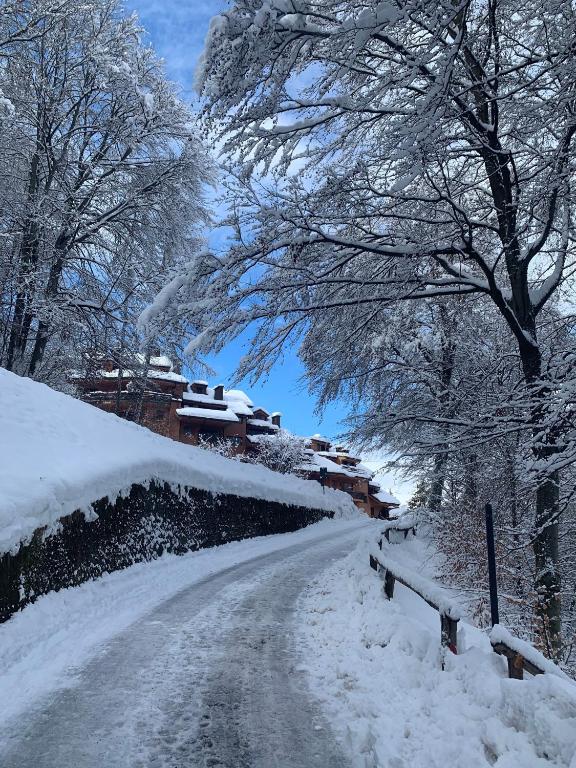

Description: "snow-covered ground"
0 517 365 732
0 368 354 553
297 532 576 768
2 514 573 767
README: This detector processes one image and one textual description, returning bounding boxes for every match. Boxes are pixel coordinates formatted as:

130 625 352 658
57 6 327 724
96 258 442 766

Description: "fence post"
507 652 524 680
384 570 395 599
440 613 458 654
485 502 500 626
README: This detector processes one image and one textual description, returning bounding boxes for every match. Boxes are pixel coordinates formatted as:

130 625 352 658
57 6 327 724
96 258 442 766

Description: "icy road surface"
0 523 366 767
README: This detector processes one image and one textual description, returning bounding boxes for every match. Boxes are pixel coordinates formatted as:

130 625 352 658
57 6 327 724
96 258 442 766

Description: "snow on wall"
0 369 357 554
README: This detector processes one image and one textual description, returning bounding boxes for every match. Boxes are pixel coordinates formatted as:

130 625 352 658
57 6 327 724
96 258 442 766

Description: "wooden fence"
370 525 548 679
381 518 417 543
369 551 459 655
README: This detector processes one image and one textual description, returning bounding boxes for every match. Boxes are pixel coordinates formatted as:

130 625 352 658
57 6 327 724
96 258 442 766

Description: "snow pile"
298 534 576 768
0 368 357 553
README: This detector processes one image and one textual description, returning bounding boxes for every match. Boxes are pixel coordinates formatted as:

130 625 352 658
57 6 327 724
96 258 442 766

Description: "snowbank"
0 368 356 553
298 534 576 768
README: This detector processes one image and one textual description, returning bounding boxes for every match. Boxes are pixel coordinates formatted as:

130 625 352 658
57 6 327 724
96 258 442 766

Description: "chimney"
214 384 224 400
271 412 281 427
191 380 208 395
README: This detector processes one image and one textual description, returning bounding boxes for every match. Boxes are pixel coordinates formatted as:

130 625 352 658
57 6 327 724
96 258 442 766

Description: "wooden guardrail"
369 546 560 680
369 551 460 655
488 625 555 680
490 641 543 680
381 518 417 543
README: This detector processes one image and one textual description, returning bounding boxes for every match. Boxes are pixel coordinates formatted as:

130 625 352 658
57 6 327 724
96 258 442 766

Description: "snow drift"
298 533 576 767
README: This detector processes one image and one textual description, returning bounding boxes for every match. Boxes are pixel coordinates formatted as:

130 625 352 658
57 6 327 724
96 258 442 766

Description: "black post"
319 467 327 494
485 502 499 626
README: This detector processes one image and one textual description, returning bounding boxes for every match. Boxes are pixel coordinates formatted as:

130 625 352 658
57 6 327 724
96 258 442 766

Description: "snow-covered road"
0 521 368 767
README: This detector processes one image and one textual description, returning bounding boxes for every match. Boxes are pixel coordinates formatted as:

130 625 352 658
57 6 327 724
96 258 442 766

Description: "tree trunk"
428 453 447 517
519 341 562 658
533 467 561 659
6 151 42 371
27 248 65 376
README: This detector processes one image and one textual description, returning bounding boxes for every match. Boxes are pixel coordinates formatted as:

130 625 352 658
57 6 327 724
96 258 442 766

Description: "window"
199 428 224 444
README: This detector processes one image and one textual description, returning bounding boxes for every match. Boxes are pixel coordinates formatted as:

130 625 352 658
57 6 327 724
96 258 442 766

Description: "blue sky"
124 0 412 499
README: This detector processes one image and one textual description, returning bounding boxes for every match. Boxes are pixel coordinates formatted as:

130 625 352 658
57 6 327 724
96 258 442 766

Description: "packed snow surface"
298 533 576 767
0 368 355 553
0 518 366 733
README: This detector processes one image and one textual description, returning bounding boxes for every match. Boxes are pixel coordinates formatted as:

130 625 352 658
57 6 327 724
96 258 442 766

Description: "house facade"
76 356 400 518
299 435 400 519
75 356 280 452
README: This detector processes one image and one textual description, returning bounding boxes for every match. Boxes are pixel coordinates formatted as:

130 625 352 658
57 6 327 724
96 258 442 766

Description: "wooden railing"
381 518 417 542
490 640 544 679
370 540 555 680
369 551 460 655
488 625 551 680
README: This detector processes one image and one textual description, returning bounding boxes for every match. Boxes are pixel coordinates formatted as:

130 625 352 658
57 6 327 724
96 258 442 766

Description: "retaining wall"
0 480 332 621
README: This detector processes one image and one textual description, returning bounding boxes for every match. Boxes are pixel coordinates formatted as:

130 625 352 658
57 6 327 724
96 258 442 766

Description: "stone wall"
0 480 332 622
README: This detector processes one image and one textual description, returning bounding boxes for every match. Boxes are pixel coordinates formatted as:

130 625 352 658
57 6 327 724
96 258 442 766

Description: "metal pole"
485 502 500 626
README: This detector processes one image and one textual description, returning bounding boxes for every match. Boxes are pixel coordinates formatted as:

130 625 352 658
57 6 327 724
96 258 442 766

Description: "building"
75 357 400 518
299 435 400 519
75 356 280 452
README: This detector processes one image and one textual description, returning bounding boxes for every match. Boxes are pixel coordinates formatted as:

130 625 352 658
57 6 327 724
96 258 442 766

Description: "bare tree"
144 0 576 657
0 0 210 382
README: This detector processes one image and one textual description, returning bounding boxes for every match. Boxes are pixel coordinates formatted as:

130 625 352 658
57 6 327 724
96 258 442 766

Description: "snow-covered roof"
371 490 401 506
182 390 227 407
226 399 254 416
247 418 279 430
191 379 209 386
96 368 188 384
298 451 358 477
176 407 240 422
147 370 188 383
224 389 253 407
0 367 356 553
309 434 332 444
347 462 373 479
